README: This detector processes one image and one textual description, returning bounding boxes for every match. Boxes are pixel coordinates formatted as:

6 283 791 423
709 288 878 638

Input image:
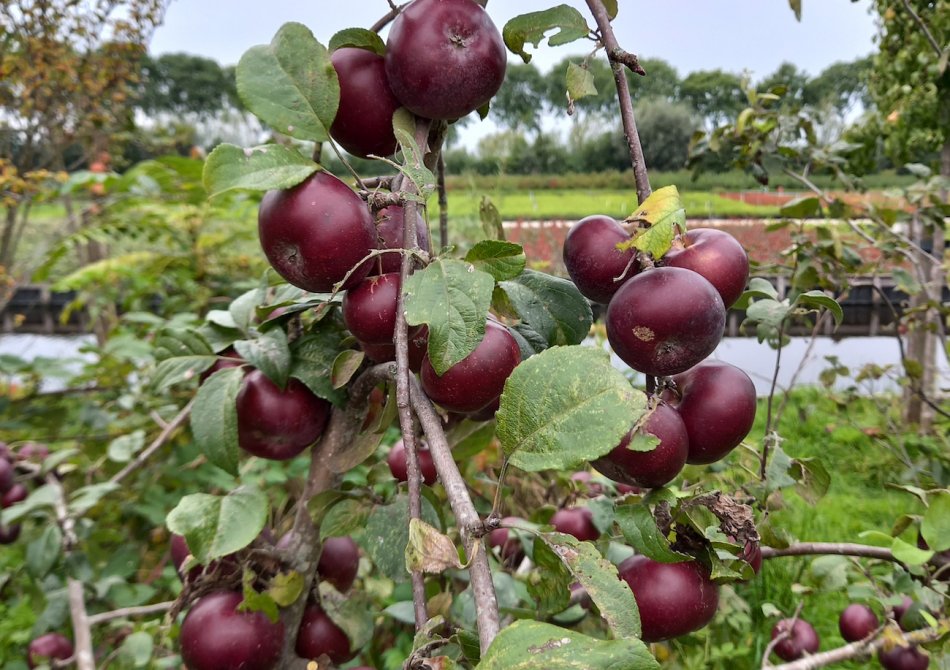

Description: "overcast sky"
150 1 878 79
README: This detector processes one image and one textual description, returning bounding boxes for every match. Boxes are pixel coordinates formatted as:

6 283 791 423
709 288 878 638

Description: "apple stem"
584 0 652 204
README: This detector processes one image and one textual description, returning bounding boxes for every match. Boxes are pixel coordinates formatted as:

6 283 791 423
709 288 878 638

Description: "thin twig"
760 317 787 480
437 151 448 250
409 377 500 653
110 399 194 485
761 542 899 563
67 579 95 670
86 601 175 626
584 0 651 203
761 602 804 668
370 2 407 33
393 117 432 631
768 622 946 670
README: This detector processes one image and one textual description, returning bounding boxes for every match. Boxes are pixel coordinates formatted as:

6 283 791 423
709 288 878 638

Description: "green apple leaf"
151 355 217 392
331 349 364 389
328 27 386 55
620 185 686 259
320 498 372 539
890 537 933 566
406 519 465 573
794 291 843 326
154 327 214 360
360 494 441 582
464 241 526 281
166 486 268 562
922 491 950 552
236 22 339 142
497 346 643 471
202 143 319 199
566 62 597 102
290 322 348 405
615 501 691 563
503 6 591 64
538 532 641 639
495 270 593 349
527 540 573 615
234 329 291 389
190 366 244 475
779 195 821 218
404 259 495 375
475 620 658 670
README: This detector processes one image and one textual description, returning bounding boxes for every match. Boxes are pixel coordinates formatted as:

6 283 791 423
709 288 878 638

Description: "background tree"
803 56 873 114
489 62 548 134
0 0 168 276
758 61 810 107
679 68 746 128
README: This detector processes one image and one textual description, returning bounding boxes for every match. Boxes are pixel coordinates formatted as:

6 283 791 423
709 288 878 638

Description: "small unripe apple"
606 267 725 377
27 633 74 669
385 0 506 120
330 47 400 158
592 402 689 489
295 604 354 664
387 440 438 486
236 370 331 461
420 321 520 414
550 507 599 542
618 555 720 642
318 536 360 592
771 618 820 661
258 171 377 293
663 228 749 308
180 591 284 670
562 214 638 304
838 603 878 642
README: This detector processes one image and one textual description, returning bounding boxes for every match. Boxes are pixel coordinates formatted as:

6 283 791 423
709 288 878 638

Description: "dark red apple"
570 471 605 497
295 604 354 664
606 267 726 377
672 361 757 465
592 402 689 489
0 458 14 494
618 556 720 642
27 633 74 669
487 517 524 566
550 507 599 542
839 603 878 642
258 171 377 293
16 442 49 462
562 214 638 304
466 395 500 422
200 346 244 383
385 0 506 120
2 482 27 508
373 205 432 276
771 618 820 661
891 596 914 624
343 273 402 344
421 321 520 414
0 524 20 543
359 325 428 372
741 540 763 575
663 228 749 309
387 440 438 486
330 47 400 159
318 536 360 592
236 370 331 461
180 591 283 670
878 645 930 670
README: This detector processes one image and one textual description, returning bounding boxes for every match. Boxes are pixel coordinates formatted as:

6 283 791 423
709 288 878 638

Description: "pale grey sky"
150 1 878 79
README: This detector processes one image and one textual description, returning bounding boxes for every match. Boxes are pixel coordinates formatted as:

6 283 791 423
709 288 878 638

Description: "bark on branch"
761 543 899 563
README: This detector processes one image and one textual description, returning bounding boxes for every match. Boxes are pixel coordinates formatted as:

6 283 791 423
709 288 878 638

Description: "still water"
1 333 948 397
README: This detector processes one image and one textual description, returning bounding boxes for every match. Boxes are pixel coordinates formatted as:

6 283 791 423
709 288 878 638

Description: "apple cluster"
172 531 366 669
563 216 755 489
